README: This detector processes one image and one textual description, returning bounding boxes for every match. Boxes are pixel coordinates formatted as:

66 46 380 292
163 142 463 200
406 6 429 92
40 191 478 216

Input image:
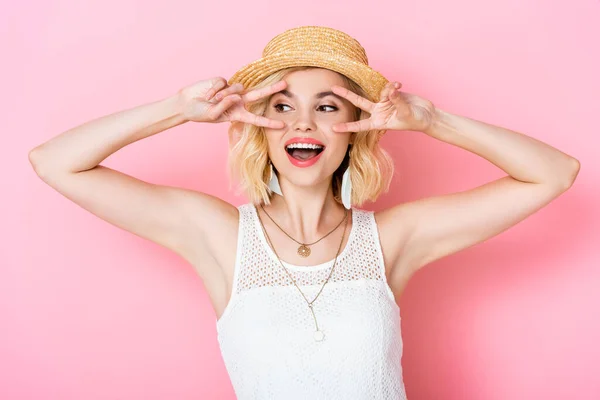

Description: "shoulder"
372 204 417 278
190 197 241 257
182 192 240 244
174 192 241 276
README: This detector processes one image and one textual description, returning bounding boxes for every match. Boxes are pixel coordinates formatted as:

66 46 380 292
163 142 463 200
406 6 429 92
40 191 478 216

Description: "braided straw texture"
228 26 389 103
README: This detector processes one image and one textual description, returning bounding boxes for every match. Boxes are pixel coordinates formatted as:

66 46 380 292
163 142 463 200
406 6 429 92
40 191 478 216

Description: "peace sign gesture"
331 81 437 133
179 77 286 129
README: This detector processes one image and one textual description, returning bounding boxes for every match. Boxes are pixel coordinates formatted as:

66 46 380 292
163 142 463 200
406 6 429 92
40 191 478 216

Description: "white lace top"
216 203 407 399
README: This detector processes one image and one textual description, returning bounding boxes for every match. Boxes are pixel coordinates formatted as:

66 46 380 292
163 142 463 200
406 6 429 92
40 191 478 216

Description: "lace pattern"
215 203 407 400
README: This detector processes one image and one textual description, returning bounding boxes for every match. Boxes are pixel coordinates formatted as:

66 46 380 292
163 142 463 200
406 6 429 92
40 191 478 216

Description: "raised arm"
381 107 580 278
331 81 580 287
28 77 286 279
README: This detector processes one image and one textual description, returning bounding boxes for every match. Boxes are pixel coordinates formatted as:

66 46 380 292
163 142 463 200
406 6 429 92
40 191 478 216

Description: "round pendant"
298 245 311 258
313 330 325 341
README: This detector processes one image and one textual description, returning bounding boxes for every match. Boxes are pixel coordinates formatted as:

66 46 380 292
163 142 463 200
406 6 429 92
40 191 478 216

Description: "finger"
331 85 374 113
206 94 241 120
242 80 288 103
332 118 372 133
237 109 285 129
205 77 228 101
379 82 397 102
389 86 406 108
214 83 245 101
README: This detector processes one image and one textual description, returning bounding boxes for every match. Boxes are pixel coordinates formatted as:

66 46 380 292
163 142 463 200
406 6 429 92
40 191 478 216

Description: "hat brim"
228 51 389 104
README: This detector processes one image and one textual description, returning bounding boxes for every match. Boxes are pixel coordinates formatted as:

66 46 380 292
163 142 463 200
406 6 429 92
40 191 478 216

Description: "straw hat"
228 25 389 103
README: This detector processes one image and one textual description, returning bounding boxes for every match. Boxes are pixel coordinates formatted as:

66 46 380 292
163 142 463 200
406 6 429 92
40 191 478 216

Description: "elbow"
557 157 581 191
28 146 44 175
28 146 55 181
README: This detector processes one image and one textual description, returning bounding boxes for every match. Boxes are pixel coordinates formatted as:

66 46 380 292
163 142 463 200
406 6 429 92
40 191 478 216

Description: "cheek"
263 133 284 157
263 108 276 119
327 110 356 127
325 141 352 158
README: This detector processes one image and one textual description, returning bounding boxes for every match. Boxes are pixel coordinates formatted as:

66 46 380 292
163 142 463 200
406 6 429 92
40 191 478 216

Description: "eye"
273 104 339 113
274 104 291 113
318 105 338 112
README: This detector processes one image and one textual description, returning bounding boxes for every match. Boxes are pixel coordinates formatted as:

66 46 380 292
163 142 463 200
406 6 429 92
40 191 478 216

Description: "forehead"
280 67 348 90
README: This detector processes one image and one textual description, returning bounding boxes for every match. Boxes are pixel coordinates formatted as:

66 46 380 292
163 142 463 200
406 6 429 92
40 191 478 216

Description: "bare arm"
381 107 580 279
331 81 580 290
28 77 287 277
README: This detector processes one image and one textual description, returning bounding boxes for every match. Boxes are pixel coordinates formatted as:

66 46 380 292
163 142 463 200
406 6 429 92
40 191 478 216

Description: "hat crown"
262 26 369 65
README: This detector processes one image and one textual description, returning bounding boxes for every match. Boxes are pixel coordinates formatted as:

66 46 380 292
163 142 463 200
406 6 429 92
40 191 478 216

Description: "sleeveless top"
215 203 407 399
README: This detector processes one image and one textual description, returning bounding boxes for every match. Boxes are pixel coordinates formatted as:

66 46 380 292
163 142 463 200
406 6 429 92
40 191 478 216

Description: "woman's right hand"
177 77 286 129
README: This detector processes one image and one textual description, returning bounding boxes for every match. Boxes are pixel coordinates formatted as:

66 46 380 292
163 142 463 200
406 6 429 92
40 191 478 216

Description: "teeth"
285 143 324 150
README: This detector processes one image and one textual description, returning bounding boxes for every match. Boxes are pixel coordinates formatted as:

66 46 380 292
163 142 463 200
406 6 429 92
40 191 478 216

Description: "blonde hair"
227 66 394 207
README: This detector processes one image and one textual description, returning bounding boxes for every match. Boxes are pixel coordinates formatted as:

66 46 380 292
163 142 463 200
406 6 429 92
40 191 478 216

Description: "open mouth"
285 143 325 161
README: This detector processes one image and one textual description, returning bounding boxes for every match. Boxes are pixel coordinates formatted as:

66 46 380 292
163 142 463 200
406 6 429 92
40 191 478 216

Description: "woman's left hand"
331 81 437 133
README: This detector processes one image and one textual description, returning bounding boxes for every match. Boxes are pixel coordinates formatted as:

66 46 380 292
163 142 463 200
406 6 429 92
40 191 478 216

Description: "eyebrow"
277 89 344 102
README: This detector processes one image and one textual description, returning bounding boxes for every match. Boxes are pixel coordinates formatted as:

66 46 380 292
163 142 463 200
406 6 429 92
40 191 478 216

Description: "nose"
291 109 317 132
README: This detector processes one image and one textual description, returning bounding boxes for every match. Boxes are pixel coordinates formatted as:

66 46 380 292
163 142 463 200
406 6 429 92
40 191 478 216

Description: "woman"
28 26 580 399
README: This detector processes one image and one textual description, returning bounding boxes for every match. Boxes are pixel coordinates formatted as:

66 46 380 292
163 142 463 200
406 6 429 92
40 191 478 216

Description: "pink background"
3 0 599 399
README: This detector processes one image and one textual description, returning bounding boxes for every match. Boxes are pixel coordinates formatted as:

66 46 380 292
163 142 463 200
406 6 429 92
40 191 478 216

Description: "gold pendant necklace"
260 204 346 258
297 244 311 257
256 205 349 342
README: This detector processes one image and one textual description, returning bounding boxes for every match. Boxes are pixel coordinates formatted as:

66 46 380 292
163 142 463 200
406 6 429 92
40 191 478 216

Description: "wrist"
163 92 190 124
423 107 449 137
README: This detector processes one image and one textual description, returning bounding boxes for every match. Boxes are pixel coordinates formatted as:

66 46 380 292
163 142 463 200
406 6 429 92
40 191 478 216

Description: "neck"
260 182 348 243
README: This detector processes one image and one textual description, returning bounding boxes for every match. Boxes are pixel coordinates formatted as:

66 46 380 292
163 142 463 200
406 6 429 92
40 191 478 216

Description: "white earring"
341 166 352 209
268 163 283 196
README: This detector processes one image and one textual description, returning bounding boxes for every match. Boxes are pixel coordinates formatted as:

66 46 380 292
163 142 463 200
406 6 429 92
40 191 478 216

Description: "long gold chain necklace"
255 205 349 342
259 204 346 258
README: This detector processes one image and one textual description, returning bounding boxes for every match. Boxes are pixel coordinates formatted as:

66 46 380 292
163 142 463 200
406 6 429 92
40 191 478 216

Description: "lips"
283 137 325 168
284 137 325 147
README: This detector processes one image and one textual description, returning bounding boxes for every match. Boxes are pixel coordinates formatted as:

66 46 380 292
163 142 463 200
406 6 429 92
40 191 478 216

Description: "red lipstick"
284 137 325 168
284 137 325 147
